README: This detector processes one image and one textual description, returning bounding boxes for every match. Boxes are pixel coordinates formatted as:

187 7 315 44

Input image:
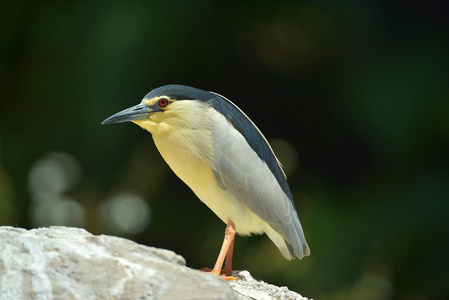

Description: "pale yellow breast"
153 129 258 232
153 129 216 199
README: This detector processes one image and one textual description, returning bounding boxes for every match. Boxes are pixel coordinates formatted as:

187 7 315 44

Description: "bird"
102 84 310 279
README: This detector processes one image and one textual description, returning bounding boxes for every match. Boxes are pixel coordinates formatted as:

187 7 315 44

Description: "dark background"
1 1 448 299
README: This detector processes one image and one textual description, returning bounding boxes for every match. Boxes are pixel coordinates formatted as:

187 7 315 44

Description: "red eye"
158 98 169 107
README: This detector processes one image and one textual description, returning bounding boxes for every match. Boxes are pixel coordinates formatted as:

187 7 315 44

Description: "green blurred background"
1 1 448 299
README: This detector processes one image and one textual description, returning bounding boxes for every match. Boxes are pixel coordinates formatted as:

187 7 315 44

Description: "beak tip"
101 118 112 125
102 102 149 125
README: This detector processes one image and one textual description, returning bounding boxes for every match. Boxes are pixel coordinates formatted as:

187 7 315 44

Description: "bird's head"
102 85 213 135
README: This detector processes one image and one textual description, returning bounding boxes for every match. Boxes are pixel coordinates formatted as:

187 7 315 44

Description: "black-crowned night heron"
102 84 310 279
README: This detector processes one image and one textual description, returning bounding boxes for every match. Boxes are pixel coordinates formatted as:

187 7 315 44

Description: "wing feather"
211 109 309 258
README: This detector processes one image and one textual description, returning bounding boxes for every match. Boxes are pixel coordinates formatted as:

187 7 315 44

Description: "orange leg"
202 219 236 280
221 234 234 276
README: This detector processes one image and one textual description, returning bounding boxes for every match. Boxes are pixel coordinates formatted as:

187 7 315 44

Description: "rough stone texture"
230 271 308 300
0 226 308 300
0 226 234 300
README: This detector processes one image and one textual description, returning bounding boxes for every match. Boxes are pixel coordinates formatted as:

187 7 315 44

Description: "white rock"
230 270 309 300
0 226 234 300
0 226 309 300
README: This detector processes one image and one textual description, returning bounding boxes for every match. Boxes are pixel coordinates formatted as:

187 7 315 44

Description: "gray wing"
211 112 309 259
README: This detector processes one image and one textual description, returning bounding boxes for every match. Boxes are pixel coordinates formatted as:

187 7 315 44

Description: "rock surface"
0 226 308 300
230 270 308 300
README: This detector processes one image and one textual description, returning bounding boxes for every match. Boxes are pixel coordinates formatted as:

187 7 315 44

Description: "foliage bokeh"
1 1 448 299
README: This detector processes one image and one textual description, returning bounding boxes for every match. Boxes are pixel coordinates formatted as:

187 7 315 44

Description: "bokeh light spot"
32 197 85 227
28 152 81 200
99 192 151 235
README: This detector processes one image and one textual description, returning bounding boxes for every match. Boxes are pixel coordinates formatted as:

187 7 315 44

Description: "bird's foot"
220 267 233 276
219 274 237 281
199 267 236 281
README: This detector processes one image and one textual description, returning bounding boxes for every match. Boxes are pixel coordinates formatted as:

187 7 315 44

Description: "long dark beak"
102 102 151 125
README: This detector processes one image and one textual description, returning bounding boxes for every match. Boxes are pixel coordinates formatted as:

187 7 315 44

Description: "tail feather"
265 205 310 259
264 214 310 260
